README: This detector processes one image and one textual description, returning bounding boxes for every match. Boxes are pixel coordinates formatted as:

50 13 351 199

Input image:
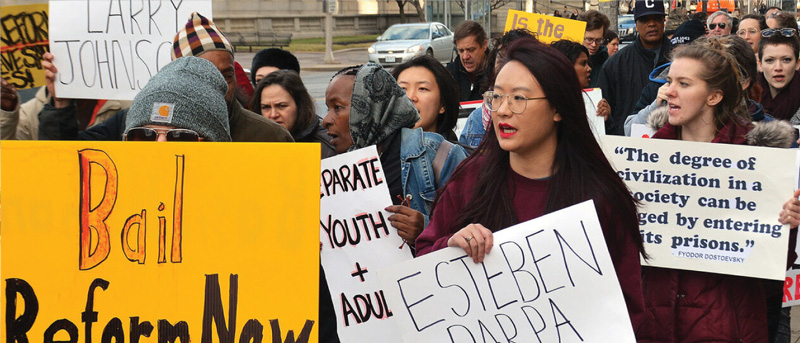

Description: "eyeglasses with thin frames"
761 28 797 38
483 91 546 114
124 127 202 141
737 28 760 36
583 37 603 46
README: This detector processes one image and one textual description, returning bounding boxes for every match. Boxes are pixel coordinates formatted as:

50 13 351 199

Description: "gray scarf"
348 63 420 151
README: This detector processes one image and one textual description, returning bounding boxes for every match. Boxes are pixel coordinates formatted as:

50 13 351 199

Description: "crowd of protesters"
4 0 800 341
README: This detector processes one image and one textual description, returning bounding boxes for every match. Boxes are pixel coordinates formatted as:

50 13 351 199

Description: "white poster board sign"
601 135 794 280
49 0 212 100
784 269 800 307
320 146 411 343
583 88 605 140
377 201 636 343
631 123 656 139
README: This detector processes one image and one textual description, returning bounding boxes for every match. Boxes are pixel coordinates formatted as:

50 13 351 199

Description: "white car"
368 22 454 67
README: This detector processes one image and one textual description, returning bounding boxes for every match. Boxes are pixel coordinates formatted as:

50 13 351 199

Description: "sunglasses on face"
708 23 727 30
761 28 797 38
124 127 202 141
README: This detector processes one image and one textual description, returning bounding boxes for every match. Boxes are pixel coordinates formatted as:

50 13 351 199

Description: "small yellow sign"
1 141 320 343
504 9 586 44
1 3 49 89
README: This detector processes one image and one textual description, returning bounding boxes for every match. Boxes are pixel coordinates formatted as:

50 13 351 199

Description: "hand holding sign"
1 78 18 111
779 189 800 228
42 52 70 108
446 223 494 263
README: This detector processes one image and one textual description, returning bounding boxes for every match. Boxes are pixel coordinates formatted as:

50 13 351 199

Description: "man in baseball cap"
598 0 671 136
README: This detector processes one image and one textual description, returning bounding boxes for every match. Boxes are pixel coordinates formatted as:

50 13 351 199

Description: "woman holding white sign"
415 38 648 331
639 37 799 341
322 63 468 251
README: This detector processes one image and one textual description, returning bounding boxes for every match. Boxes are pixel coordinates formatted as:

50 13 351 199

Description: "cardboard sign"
320 146 412 343
1 3 49 89
377 201 636 343
784 269 800 307
601 135 794 280
49 0 212 100
504 9 586 44
583 88 605 140
1 141 320 343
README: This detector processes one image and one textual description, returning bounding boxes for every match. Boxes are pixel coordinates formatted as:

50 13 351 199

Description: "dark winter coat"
598 35 671 135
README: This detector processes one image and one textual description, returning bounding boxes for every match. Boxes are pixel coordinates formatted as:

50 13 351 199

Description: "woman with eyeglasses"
249 70 336 158
758 30 800 121
637 37 798 342
706 11 732 37
737 14 768 54
124 57 231 142
415 37 647 331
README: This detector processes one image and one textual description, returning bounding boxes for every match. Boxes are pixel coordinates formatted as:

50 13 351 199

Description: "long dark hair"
391 55 460 137
434 38 645 257
249 70 315 137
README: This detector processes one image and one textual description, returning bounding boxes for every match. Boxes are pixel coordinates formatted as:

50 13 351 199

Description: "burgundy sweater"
416 159 646 332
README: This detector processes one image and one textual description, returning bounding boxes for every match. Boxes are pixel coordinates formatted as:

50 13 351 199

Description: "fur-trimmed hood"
647 104 796 148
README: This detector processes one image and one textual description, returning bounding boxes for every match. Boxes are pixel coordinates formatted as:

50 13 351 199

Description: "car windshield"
619 16 635 26
382 25 429 40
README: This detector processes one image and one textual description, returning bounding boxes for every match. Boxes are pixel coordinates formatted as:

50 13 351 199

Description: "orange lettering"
78 149 118 270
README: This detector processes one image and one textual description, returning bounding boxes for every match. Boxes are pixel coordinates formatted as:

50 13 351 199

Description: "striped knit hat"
172 12 234 60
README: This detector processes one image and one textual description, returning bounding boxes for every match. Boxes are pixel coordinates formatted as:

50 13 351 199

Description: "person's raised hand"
1 78 18 111
656 83 669 106
447 223 494 263
42 52 70 108
779 189 800 229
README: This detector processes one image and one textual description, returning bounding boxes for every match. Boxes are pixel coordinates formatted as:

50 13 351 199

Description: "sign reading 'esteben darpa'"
377 201 635 343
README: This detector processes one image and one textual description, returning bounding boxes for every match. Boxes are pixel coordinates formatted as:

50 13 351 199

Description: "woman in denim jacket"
322 63 468 254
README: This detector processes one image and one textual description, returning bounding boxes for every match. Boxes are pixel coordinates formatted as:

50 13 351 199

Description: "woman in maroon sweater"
415 38 647 332
637 37 800 342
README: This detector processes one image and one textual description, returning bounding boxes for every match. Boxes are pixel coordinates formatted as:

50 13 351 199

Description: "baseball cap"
634 0 666 20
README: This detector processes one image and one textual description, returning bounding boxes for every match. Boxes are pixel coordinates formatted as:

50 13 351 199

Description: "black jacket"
589 45 609 88
446 54 487 102
598 35 671 135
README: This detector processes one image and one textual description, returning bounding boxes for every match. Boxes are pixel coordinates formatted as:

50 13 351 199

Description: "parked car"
368 22 454 67
618 14 636 42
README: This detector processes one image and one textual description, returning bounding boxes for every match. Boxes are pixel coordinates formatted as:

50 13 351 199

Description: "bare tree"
395 0 426 23
454 0 515 12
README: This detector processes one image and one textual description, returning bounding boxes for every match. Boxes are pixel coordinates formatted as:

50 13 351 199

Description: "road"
235 48 370 117
235 48 370 99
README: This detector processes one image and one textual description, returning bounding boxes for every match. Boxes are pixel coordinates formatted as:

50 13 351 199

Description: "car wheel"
426 48 434 58
450 48 457 63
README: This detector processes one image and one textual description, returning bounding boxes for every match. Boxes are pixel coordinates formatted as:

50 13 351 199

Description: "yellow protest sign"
504 9 586 44
1 141 320 343
1 3 49 89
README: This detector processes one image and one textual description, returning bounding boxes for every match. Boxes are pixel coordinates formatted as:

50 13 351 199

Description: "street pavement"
235 48 370 100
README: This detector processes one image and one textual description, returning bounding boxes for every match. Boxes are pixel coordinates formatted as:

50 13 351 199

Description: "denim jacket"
401 127 468 227
458 107 486 148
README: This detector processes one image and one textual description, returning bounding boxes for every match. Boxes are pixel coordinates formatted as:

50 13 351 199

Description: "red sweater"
416 159 646 332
